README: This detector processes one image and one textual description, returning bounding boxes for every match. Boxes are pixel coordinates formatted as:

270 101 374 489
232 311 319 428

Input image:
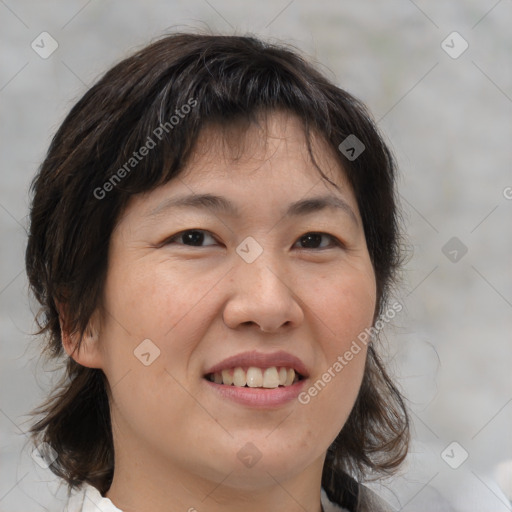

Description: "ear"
55 299 103 369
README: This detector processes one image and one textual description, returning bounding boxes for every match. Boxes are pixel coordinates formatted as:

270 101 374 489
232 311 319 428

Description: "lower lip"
204 378 307 408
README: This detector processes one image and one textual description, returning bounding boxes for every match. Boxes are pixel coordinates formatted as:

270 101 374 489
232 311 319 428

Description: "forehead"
120 110 360 226
180 110 348 188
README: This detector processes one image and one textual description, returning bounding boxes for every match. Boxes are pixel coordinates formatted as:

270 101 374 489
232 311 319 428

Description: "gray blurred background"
1 1 511 511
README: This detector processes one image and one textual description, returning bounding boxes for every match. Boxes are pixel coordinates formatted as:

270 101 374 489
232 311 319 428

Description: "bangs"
91 36 338 200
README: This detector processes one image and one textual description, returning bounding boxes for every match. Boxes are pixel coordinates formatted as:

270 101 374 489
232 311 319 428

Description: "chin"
176 442 306 490
206 439 319 491
219 459 309 491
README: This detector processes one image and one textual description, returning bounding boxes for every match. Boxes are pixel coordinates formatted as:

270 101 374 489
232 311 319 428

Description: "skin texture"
62 111 377 512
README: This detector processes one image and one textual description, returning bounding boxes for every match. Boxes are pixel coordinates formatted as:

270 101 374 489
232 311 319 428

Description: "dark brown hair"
25 31 409 508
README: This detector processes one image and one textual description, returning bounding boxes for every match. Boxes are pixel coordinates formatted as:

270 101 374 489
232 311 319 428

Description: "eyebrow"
147 193 358 225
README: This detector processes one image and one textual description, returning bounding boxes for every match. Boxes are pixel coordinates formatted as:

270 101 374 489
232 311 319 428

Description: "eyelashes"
163 229 344 250
294 232 343 250
165 230 217 247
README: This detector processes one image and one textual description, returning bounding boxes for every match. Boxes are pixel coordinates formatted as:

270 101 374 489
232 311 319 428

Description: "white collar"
65 484 121 512
65 484 349 512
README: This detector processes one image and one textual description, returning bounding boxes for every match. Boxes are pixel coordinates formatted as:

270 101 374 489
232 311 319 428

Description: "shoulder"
323 479 454 512
357 484 396 512
322 472 396 512
63 483 123 512
321 487 350 511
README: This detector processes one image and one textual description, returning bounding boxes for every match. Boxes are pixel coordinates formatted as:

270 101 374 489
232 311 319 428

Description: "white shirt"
64 483 349 512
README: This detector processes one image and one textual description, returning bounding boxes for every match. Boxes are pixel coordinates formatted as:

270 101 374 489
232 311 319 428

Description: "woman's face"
94 111 376 491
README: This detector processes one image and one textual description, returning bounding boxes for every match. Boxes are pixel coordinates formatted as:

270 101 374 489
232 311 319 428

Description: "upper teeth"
209 366 298 388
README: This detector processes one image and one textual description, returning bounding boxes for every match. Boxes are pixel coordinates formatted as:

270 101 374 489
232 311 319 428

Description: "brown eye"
295 232 340 250
166 230 217 247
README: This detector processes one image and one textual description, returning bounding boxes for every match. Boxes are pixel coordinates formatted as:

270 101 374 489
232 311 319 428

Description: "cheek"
307 262 377 347
297 263 375 427
99 257 226 393
105 257 213 339
99 259 206 436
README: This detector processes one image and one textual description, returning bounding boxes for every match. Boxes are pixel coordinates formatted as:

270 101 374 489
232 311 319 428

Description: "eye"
164 229 218 247
294 232 342 250
163 230 342 250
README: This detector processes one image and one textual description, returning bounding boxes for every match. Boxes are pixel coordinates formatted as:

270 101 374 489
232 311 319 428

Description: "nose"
222 252 304 333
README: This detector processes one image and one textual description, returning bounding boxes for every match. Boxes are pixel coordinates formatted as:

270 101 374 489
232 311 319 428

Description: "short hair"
25 32 409 508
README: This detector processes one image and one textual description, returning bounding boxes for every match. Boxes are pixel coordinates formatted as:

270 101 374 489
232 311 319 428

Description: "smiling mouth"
204 366 304 388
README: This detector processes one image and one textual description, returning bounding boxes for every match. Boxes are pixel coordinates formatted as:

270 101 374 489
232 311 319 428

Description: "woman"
26 32 410 512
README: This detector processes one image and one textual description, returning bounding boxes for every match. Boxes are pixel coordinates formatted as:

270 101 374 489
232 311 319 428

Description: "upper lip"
204 350 310 378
